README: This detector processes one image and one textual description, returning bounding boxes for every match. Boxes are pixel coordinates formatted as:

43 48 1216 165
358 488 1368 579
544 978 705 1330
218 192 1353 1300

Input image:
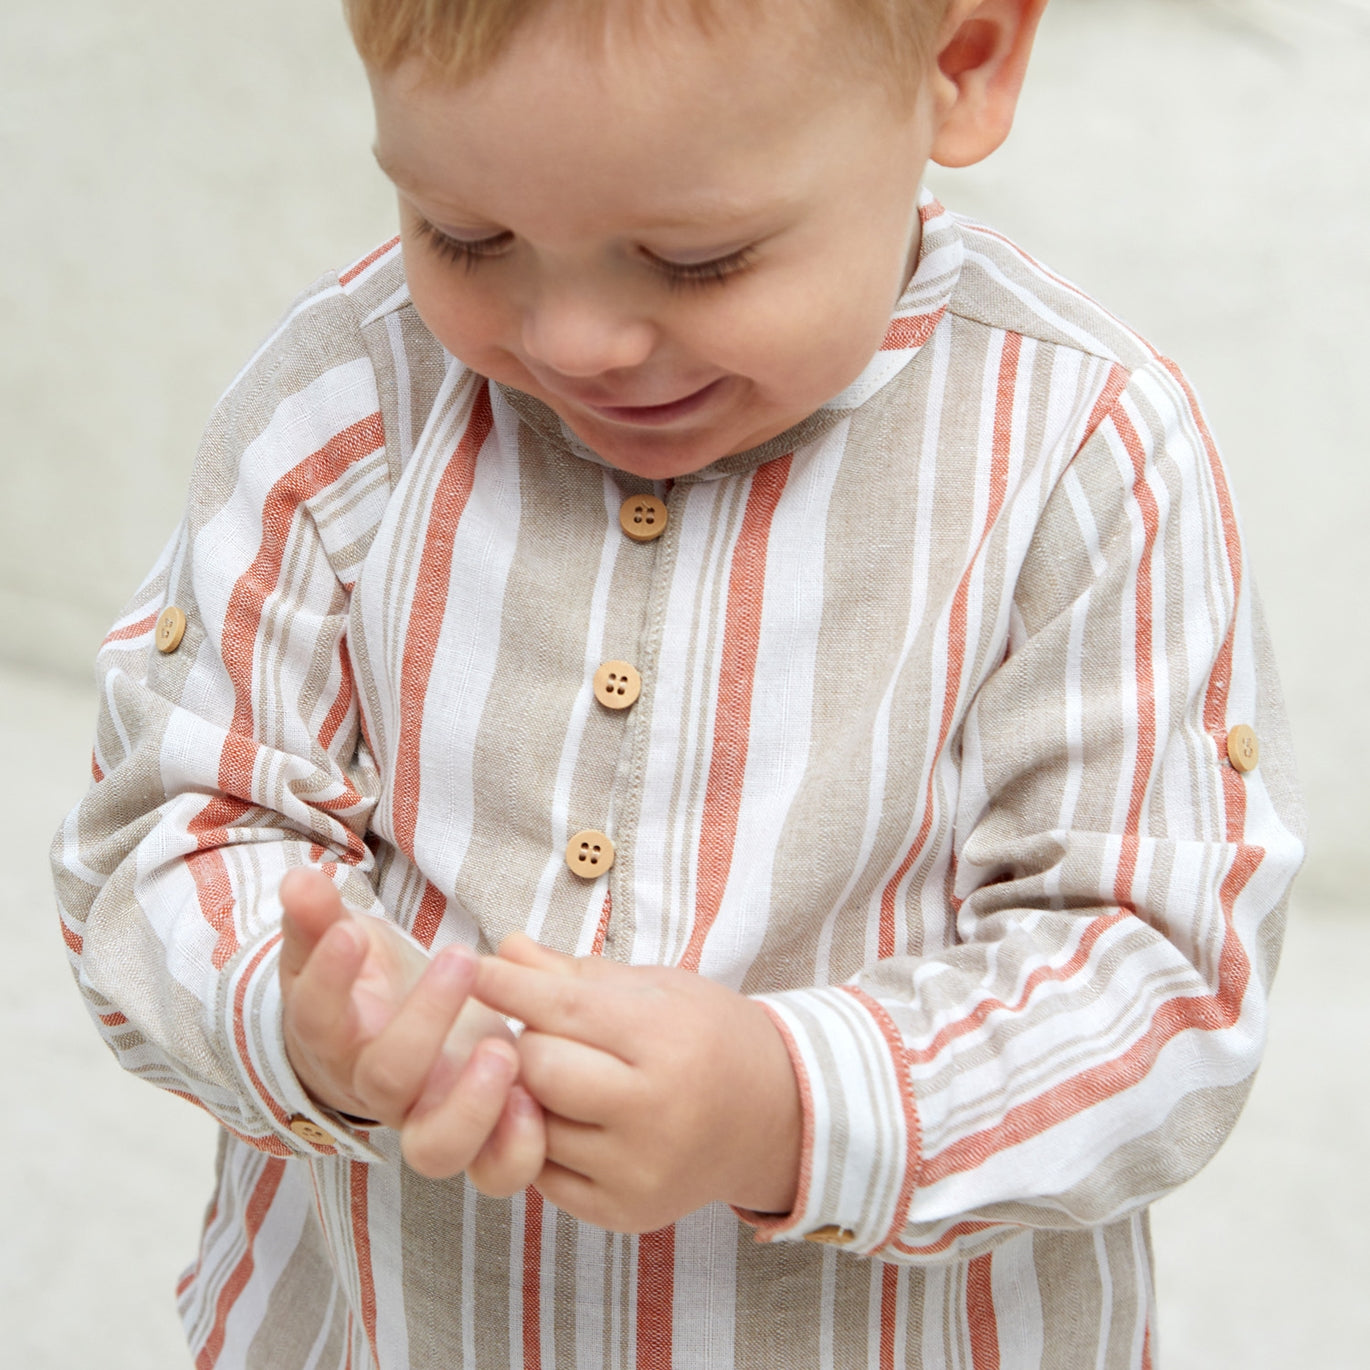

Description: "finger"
541 1112 610 1178
517 1031 634 1122
401 1039 520 1180
285 918 367 1051
350 945 477 1125
496 933 578 973
467 1084 547 1198
279 868 348 981
531 1162 618 1231
535 1163 668 1236
472 958 630 1053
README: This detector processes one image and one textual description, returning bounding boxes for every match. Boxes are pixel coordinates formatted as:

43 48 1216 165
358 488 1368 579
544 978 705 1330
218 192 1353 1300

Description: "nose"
519 282 656 379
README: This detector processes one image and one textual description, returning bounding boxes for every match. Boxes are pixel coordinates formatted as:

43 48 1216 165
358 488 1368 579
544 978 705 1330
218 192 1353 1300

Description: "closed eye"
414 217 513 269
644 245 757 289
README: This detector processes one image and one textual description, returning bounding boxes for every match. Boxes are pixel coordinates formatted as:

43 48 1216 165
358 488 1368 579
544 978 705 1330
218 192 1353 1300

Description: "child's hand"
277 869 545 1193
472 935 803 1234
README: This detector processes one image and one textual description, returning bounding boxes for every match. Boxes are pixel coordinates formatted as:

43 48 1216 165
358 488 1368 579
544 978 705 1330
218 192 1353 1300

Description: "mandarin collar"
494 188 964 483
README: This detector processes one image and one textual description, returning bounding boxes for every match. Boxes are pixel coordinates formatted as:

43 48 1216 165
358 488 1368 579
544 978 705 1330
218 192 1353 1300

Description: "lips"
577 378 727 427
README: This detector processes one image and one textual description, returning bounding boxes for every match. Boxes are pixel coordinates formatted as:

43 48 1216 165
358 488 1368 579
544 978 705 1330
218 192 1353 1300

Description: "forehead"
368 4 918 234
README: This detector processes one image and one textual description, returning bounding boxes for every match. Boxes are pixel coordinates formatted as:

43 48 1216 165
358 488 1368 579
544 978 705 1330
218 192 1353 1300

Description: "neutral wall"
4 0 1366 891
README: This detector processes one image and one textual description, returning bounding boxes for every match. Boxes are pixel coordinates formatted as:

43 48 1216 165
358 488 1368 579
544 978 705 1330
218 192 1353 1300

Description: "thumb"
279 867 348 981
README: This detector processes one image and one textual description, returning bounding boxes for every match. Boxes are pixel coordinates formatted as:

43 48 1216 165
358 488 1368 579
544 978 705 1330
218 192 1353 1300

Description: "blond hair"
344 0 949 100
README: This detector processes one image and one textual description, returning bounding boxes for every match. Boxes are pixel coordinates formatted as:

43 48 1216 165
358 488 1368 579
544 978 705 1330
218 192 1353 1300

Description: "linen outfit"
54 195 1304 1369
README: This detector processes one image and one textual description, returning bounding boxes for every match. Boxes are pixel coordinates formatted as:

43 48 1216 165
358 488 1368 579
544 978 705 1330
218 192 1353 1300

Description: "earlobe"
927 0 1048 170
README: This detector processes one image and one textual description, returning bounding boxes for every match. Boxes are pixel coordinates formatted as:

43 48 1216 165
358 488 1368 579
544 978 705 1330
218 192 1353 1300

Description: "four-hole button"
593 660 642 710
566 830 615 878
619 495 668 543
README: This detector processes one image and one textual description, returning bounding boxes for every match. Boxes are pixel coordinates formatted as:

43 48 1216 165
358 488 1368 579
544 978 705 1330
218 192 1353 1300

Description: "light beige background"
3 0 1367 1366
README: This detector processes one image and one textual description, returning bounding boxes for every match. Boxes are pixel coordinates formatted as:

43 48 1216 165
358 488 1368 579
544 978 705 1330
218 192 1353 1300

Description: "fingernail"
431 946 474 982
328 921 362 956
475 1044 516 1084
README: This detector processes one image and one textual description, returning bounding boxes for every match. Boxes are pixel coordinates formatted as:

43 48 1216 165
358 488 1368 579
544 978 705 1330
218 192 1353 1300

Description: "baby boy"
55 0 1304 1366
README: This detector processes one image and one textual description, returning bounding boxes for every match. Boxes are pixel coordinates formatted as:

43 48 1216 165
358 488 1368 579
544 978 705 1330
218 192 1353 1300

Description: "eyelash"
413 217 756 289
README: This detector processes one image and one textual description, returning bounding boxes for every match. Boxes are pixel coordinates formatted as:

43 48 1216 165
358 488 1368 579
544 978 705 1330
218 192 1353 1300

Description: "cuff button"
154 605 187 654
1225 725 1260 773
803 1225 856 1246
288 1115 333 1147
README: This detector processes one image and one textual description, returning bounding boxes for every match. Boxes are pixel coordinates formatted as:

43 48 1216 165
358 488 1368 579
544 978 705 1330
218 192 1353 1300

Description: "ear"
926 0 1050 169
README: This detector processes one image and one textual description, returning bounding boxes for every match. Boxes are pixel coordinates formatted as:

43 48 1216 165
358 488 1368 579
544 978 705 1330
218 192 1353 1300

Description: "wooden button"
803 1225 856 1246
1226 725 1260 773
619 495 668 542
593 661 642 710
288 1115 334 1147
566 830 615 878
154 605 187 654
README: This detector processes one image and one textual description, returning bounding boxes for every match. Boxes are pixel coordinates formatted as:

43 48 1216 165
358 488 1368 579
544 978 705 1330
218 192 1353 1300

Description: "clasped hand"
279 870 801 1232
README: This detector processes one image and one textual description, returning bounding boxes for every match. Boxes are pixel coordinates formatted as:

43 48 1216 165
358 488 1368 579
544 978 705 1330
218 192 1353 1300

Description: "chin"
562 418 735 480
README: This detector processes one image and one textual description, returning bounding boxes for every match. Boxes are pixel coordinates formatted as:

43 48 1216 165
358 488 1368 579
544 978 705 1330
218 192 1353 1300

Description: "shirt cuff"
224 932 384 1161
736 986 921 1254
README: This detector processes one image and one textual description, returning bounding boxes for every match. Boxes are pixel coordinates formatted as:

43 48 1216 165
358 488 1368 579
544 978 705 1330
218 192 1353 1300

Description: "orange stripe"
522 1188 544 1370
339 236 400 286
350 1162 380 1364
185 848 239 971
680 455 791 972
967 1254 1000 1369
195 1157 286 1369
319 644 356 751
635 1226 675 1370
90 750 104 782
59 919 83 955
1081 365 1129 447
411 880 449 950
878 331 1021 957
102 610 159 647
881 312 944 351
590 889 613 956
391 385 494 862
879 1264 899 1370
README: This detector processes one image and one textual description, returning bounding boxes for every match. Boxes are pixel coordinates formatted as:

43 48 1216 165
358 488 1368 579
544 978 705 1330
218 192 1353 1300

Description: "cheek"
404 250 515 366
703 280 894 405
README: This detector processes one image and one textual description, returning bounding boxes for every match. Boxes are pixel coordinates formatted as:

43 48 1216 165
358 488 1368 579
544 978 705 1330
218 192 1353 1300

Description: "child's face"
370 8 940 479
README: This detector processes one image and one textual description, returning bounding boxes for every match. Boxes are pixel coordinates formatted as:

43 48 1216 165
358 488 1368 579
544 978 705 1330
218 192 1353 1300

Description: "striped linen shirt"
54 193 1304 1369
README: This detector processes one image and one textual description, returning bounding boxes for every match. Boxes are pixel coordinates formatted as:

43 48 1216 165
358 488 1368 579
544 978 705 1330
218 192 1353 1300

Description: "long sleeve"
51 278 398 1160
747 357 1305 1262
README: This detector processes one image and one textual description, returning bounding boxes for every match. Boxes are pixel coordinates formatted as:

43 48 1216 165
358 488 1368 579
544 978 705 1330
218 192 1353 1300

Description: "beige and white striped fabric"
53 194 1304 1369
